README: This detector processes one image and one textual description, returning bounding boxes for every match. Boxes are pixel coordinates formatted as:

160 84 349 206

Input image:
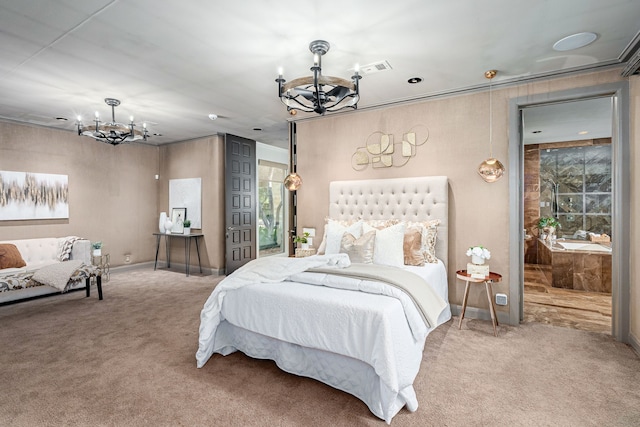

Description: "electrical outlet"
495 293 508 306
124 254 131 264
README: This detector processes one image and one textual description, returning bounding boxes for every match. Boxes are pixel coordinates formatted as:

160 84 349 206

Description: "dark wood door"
225 134 256 274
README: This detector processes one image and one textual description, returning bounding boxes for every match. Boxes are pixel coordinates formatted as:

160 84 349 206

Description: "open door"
225 134 256 274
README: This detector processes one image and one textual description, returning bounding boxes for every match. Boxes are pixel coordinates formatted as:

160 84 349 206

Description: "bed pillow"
324 220 363 255
0 244 27 269
363 219 399 228
363 222 406 267
404 219 440 263
403 227 425 266
340 230 376 264
317 219 353 255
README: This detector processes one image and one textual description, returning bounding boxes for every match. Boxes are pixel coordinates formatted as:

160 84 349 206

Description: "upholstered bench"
0 237 97 304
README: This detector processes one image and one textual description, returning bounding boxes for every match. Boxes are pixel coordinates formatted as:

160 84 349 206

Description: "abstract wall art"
0 171 69 220
169 178 202 228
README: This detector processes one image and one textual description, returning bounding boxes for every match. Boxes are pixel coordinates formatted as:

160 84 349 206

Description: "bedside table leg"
485 281 498 336
458 280 471 329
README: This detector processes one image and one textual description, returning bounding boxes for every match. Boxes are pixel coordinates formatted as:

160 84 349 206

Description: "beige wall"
294 68 636 333
0 122 159 266
158 136 225 272
630 75 639 349
0 69 636 347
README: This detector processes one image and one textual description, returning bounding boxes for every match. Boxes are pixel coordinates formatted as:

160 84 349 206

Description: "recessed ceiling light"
55 117 68 121
532 130 542 134
553 32 597 51
407 77 423 84
253 127 262 131
578 130 589 135
208 113 218 120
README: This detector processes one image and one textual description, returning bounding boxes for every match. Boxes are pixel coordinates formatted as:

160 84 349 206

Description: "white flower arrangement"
466 246 491 260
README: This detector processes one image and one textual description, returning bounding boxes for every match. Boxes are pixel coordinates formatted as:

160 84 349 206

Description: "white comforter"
196 254 448 423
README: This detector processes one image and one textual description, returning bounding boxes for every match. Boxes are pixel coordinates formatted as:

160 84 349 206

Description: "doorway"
508 82 630 343
224 134 257 275
520 97 613 333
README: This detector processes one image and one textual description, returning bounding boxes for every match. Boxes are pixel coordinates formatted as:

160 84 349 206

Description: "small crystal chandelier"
276 40 362 115
477 70 505 183
77 98 149 145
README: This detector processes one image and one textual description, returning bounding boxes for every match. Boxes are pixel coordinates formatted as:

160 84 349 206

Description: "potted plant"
466 245 491 265
537 216 561 240
91 241 103 256
294 232 311 250
183 219 191 235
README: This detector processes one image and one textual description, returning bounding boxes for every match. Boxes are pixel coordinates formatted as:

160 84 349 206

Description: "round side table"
456 270 502 336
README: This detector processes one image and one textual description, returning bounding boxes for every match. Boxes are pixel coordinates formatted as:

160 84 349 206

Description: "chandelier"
77 98 149 145
276 40 362 115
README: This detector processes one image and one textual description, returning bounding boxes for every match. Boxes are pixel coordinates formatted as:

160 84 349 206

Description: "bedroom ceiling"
0 0 639 149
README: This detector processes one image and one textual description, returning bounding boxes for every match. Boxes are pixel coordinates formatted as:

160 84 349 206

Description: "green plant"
183 219 191 227
91 241 103 250
537 216 561 229
293 232 310 244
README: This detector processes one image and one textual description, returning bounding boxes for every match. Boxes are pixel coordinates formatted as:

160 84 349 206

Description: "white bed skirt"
213 320 418 424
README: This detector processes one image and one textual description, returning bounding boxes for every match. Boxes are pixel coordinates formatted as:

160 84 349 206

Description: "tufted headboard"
329 176 449 269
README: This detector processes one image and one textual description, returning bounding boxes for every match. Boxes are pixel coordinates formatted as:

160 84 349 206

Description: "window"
540 144 612 238
258 160 287 256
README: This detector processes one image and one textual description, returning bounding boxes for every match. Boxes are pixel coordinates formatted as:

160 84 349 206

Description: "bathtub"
537 238 612 292
556 242 612 252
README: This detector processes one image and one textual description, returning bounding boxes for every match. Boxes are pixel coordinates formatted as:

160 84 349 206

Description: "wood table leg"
485 281 498 336
458 280 471 329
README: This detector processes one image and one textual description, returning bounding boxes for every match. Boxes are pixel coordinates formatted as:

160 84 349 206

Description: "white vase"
301 243 310 250
93 249 101 256
471 254 485 265
164 219 173 234
159 212 167 233
184 227 191 235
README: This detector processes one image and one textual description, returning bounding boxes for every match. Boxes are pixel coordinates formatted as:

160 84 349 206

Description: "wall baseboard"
128 261 222 276
450 304 512 326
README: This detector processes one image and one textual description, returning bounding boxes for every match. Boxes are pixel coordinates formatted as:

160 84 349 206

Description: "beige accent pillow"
404 220 440 264
0 244 27 269
403 228 425 266
340 230 376 264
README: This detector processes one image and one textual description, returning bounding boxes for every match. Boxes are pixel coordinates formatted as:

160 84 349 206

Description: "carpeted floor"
1 268 638 426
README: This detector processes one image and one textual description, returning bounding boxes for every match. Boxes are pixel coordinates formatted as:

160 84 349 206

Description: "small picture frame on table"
171 208 187 234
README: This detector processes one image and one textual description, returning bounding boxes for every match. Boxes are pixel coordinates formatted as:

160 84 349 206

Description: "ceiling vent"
355 60 393 75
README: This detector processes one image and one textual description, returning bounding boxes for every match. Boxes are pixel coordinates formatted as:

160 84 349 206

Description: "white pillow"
324 220 363 255
363 222 406 267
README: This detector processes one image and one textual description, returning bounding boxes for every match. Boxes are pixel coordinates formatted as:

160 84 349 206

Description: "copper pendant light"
477 70 505 183
284 172 303 191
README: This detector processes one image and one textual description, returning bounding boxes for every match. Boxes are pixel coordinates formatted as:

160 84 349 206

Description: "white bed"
197 176 451 424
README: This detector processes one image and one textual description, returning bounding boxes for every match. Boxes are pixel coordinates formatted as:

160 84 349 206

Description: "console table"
153 233 203 277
